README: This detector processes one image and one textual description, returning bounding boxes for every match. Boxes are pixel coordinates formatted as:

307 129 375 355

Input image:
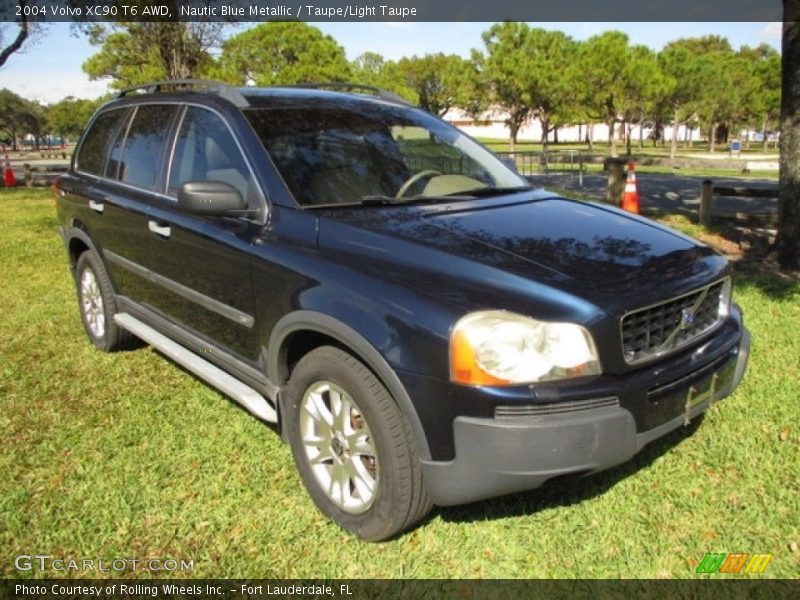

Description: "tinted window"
169 107 251 199
246 106 524 206
76 109 129 176
117 104 178 191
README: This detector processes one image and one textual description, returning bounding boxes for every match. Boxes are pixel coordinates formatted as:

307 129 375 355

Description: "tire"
284 346 432 541
75 251 139 352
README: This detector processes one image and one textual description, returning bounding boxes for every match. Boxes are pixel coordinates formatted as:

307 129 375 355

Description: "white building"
443 107 702 145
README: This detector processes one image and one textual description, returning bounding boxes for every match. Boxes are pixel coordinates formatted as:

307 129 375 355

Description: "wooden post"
700 179 713 226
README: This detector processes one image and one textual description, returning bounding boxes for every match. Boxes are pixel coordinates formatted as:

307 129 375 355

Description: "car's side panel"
143 196 263 362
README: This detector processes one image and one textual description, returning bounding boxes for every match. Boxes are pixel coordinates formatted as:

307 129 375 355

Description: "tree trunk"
625 121 632 156
553 126 559 144
540 116 549 151
578 123 583 142
763 114 770 152
709 123 717 153
608 118 618 158
509 122 519 153
638 120 644 148
777 12 800 269
587 123 594 152
0 3 30 69
670 107 679 162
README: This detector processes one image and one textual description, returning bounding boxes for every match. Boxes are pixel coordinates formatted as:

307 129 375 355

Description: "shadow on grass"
641 210 799 301
431 417 704 527
732 262 799 301
703 220 799 301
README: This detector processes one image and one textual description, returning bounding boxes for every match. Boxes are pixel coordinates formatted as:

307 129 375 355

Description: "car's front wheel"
284 346 432 541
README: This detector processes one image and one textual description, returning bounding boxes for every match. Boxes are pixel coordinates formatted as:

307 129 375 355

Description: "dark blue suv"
56 80 750 541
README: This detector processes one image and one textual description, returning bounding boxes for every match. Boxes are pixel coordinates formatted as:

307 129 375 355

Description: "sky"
0 21 783 104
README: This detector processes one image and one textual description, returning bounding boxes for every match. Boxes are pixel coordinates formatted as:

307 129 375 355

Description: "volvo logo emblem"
680 308 696 330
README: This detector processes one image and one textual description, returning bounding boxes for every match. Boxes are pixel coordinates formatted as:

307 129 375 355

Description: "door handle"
148 220 171 238
88 200 104 214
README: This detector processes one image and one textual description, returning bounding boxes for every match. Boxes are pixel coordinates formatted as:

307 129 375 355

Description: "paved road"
529 172 779 220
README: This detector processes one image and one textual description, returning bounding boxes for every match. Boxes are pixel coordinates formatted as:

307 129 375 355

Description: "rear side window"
116 104 179 191
75 109 129 176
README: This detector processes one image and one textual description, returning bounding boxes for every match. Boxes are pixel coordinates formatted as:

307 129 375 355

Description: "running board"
114 313 277 423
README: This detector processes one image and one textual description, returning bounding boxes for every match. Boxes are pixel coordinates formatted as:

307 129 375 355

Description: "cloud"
382 22 414 30
759 22 782 39
2 70 109 104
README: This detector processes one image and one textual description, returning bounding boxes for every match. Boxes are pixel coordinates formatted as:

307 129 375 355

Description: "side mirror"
177 181 248 216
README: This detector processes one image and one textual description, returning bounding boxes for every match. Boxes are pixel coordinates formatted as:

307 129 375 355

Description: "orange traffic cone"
3 155 16 187
620 161 639 214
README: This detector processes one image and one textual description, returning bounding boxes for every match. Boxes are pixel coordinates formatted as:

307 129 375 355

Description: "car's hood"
316 192 728 313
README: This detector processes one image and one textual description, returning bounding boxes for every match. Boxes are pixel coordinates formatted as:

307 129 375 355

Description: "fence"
699 180 779 226
494 150 588 179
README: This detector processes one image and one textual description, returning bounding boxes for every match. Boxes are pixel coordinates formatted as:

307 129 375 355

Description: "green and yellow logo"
696 552 772 574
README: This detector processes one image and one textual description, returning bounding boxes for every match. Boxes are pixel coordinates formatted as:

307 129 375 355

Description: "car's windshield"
245 102 527 207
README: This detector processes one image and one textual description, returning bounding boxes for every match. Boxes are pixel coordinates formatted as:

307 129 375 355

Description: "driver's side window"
169 107 251 200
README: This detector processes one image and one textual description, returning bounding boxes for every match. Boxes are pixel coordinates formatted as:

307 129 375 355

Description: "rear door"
91 104 181 304
142 105 263 363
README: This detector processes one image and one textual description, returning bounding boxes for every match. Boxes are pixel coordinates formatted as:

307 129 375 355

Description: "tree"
82 18 227 88
687 39 738 153
47 96 101 142
659 41 709 162
614 45 668 155
351 52 391 88
0 1 32 68
215 22 350 86
574 32 632 157
450 51 491 121
394 53 466 116
480 22 534 151
776 5 800 269
523 29 577 150
739 45 782 150
0 88 44 150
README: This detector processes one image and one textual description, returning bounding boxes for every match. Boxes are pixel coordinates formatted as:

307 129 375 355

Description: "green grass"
478 137 779 180
477 137 779 157
1 188 798 579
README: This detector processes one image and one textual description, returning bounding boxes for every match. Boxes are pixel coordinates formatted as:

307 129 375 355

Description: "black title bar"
0 0 785 23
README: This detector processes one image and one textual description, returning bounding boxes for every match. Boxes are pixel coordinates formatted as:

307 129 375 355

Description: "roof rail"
113 79 249 108
283 82 413 106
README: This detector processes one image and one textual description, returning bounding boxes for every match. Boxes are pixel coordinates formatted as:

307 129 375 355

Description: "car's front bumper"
420 326 749 506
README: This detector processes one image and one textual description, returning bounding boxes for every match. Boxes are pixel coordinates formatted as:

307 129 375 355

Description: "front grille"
621 280 727 364
495 397 619 419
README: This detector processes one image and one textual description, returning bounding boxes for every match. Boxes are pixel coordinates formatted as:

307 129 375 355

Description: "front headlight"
450 310 601 386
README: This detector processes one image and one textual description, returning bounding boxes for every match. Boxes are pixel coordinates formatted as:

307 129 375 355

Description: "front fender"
268 310 432 461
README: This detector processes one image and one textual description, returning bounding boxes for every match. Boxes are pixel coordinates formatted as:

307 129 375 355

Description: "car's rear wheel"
284 346 432 541
75 251 139 352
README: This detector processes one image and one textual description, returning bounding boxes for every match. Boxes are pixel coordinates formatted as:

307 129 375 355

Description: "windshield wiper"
360 194 449 206
360 185 533 206
446 185 534 198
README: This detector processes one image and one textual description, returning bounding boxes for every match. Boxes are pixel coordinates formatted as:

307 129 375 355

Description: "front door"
142 106 262 363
